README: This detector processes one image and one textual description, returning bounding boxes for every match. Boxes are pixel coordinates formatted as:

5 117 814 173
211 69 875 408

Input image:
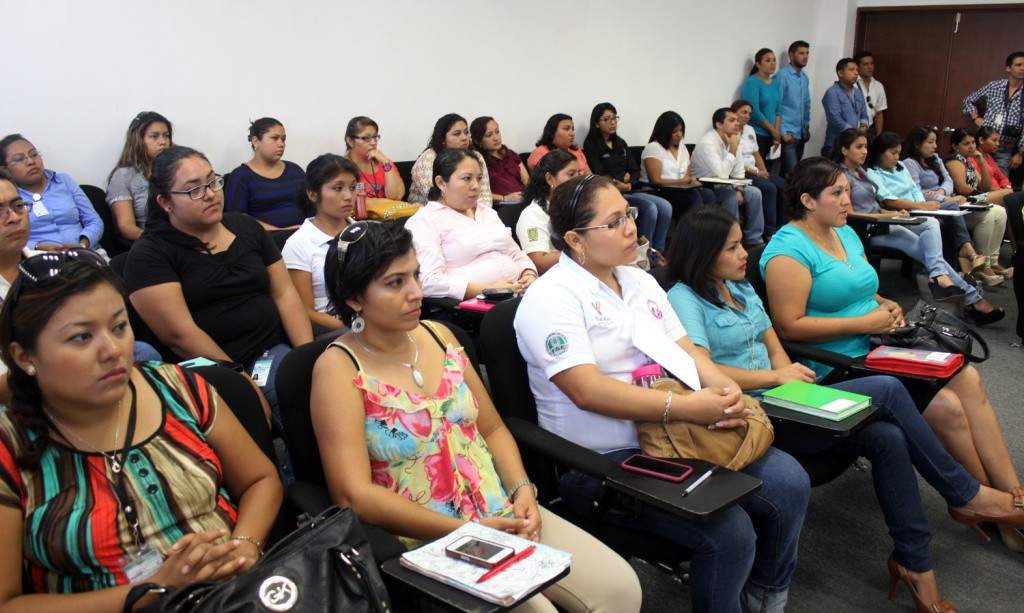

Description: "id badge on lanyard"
251 351 273 388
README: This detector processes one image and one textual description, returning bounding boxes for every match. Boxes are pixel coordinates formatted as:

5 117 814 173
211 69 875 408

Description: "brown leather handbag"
635 378 774 471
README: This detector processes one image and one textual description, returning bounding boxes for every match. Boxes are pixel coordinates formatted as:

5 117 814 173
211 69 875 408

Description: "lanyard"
108 382 141 549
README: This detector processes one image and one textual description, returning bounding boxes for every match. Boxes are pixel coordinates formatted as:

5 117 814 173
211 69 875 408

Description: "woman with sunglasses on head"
342 116 405 203
515 174 810 613
527 114 592 175
311 220 642 613
405 148 536 300
470 116 529 204
408 114 493 207
0 134 104 254
123 146 313 439
0 249 282 611
583 103 673 254
516 150 580 274
282 154 358 332
106 112 172 241
223 118 305 231
667 205 1024 612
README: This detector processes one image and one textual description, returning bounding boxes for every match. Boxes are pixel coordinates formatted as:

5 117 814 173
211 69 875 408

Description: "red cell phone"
621 454 694 482
444 536 515 569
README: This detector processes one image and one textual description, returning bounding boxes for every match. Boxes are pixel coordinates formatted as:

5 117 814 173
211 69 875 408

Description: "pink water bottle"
631 364 663 388
355 182 368 219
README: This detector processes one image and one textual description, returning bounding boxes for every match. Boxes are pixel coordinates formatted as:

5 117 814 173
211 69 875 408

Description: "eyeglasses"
599 115 621 123
573 207 638 233
17 249 109 286
6 151 41 166
168 175 225 201
0 200 31 221
334 221 378 265
354 134 381 143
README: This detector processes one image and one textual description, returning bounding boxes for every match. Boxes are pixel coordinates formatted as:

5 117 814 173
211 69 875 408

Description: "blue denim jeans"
625 192 673 252
825 377 980 572
132 341 163 362
559 446 809 613
244 342 294 483
714 185 765 244
938 197 974 251
751 174 788 236
869 217 983 305
992 145 1015 177
780 139 805 176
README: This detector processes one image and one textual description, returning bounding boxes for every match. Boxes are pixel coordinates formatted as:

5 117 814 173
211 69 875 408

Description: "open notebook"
400 523 572 606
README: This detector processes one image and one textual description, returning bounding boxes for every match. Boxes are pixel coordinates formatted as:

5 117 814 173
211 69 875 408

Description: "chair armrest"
422 297 461 314
504 417 618 479
286 481 334 518
780 341 855 370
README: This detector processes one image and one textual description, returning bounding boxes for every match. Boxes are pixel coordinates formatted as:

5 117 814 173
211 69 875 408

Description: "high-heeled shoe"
995 265 1014 280
929 282 966 302
976 271 1005 287
998 524 1024 553
958 253 988 274
948 486 1024 541
964 304 1006 326
886 557 956 613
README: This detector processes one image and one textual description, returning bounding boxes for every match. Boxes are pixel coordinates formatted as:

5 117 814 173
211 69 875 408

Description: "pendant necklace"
44 396 126 473
354 332 425 387
803 221 854 271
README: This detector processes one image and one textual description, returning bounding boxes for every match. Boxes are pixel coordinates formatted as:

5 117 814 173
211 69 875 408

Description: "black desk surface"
606 459 761 521
761 403 878 433
382 558 569 613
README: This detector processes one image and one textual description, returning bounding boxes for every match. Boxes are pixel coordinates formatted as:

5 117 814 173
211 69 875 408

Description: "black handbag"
125 506 392 612
872 300 990 363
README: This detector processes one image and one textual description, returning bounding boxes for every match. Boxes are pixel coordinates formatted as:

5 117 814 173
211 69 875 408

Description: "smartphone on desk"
620 454 693 482
444 536 515 568
480 287 516 302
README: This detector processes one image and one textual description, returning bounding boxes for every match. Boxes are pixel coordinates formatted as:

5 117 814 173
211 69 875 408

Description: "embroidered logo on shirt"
647 299 663 319
528 227 539 241
545 333 568 357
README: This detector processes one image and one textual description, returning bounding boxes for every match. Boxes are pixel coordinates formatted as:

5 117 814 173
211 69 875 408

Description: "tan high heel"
998 525 1024 553
886 557 956 613
948 486 1024 541
958 253 988 274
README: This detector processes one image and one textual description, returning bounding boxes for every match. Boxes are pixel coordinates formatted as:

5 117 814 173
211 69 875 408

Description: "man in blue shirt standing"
777 40 811 175
821 57 869 156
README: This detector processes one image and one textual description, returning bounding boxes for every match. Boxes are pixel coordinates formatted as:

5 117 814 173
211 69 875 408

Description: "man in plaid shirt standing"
963 51 1024 179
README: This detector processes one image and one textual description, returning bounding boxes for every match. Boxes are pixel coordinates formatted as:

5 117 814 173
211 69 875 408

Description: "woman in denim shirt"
665 205 1024 612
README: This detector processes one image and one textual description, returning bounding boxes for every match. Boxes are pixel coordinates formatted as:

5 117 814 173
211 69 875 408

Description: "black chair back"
497 202 528 245
1003 192 1024 338
478 299 536 424
110 251 175 360
649 265 673 291
269 227 297 252
744 243 770 315
81 184 130 256
394 160 415 195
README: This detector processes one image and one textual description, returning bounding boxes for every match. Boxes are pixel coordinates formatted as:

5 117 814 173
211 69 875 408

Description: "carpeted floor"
632 251 1023 613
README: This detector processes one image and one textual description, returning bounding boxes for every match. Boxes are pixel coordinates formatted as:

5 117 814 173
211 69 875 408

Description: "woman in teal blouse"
740 48 783 159
760 157 1024 554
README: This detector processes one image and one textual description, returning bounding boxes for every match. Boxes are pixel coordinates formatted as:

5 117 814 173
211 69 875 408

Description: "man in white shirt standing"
855 51 888 137
690 108 765 246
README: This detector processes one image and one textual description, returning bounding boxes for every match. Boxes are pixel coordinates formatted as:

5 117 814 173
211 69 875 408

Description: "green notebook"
762 381 871 421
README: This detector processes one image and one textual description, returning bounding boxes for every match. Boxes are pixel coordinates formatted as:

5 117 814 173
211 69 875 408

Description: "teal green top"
759 224 879 376
740 75 782 137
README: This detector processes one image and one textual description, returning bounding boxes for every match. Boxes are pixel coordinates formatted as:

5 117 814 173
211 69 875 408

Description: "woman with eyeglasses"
106 112 172 241
514 175 810 613
311 220 642 613
527 114 592 175
123 146 313 439
282 154 358 332
516 150 580 274
0 248 282 610
342 116 405 203
0 134 104 254
408 114 493 207
405 148 536 299
583 103 673 254
470 116 528 204
223 118 305 230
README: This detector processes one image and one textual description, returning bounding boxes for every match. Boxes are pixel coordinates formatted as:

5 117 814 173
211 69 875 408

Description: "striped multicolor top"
0 363 239 594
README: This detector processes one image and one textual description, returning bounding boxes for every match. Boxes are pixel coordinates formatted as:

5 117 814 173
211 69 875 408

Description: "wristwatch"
381 162 393 172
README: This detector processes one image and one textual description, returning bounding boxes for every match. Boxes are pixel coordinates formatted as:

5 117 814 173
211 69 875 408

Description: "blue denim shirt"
777 65 811 138
822 82 869 148
17 170 105 249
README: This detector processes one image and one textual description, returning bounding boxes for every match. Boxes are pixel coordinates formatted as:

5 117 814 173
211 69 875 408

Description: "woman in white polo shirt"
515 149 580 274
514 175 809 613
282 154 357 332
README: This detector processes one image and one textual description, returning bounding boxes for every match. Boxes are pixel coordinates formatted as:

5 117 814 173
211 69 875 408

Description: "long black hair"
865 131 904 171
902 125 943 177
324 222 415 325
648 111 686 149
145 146 218 253
828 128 869 164
783 157 845 220
109 111 173 182
750 48 774 76
520 149 577 212
298 154 359 217
536 113 574 149
426 113 467 154
547 175 616 253
665 206 742 308
583 102 618 150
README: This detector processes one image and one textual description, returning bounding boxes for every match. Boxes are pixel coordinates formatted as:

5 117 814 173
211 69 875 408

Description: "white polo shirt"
856 77 888 124
515 200 554 255
282 217 353 313
514 253 687 453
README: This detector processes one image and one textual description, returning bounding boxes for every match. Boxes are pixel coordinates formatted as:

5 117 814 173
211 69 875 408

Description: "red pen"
476 545 536 583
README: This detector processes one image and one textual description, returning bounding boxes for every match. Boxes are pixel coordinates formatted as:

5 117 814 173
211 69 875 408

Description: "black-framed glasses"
168 175 225 201
573 207 638 233
354 134 381 143
599 115 621 123
6 150 41 166
0 199 31 221
334 221 379 265
17 249 109 285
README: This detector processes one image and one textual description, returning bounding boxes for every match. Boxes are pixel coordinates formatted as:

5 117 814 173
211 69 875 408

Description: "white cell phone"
444 536 514 568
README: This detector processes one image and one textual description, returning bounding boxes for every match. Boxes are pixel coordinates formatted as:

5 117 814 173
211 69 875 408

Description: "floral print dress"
333 338 513 547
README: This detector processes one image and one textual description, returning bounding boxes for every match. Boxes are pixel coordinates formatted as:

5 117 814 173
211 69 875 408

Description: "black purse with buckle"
872 300 989 363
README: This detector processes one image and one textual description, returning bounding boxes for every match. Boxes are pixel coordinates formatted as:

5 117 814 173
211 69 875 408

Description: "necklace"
44 396 125 473
720 284 758 369
362 160 383 196
354 332 425 387
802 221 854 271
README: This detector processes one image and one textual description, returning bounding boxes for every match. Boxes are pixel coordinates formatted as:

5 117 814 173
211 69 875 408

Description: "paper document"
909 209 968 217
632 313 702 390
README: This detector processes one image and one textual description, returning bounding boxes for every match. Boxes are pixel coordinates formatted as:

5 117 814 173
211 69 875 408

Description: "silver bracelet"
662 390 673 424
233 535 263 557
507 480 538 502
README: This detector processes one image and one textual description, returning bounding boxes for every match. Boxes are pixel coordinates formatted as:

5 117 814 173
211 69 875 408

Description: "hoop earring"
578 250 586 266
350 313 366 333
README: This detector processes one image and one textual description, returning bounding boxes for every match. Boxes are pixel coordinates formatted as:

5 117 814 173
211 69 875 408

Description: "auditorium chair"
1003 191 1024 340
80 184 132 256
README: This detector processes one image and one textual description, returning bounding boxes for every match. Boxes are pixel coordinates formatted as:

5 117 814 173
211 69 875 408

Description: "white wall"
5 0 863 186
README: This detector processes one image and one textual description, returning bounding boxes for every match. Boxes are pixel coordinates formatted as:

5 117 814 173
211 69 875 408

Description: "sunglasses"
334 221 378 266
18 249 109 286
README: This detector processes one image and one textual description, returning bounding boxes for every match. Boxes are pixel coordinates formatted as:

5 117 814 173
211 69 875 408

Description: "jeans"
992 145 1016 177
870 217 983 305
937 198 973 252
781 138 805 176
132 341 163 362
714 185 765 243
751 174 787 236
559 447 809 613
625 191 673 252
825 377 980 572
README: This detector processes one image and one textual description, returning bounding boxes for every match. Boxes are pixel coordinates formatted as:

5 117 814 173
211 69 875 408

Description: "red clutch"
865 345 964 378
